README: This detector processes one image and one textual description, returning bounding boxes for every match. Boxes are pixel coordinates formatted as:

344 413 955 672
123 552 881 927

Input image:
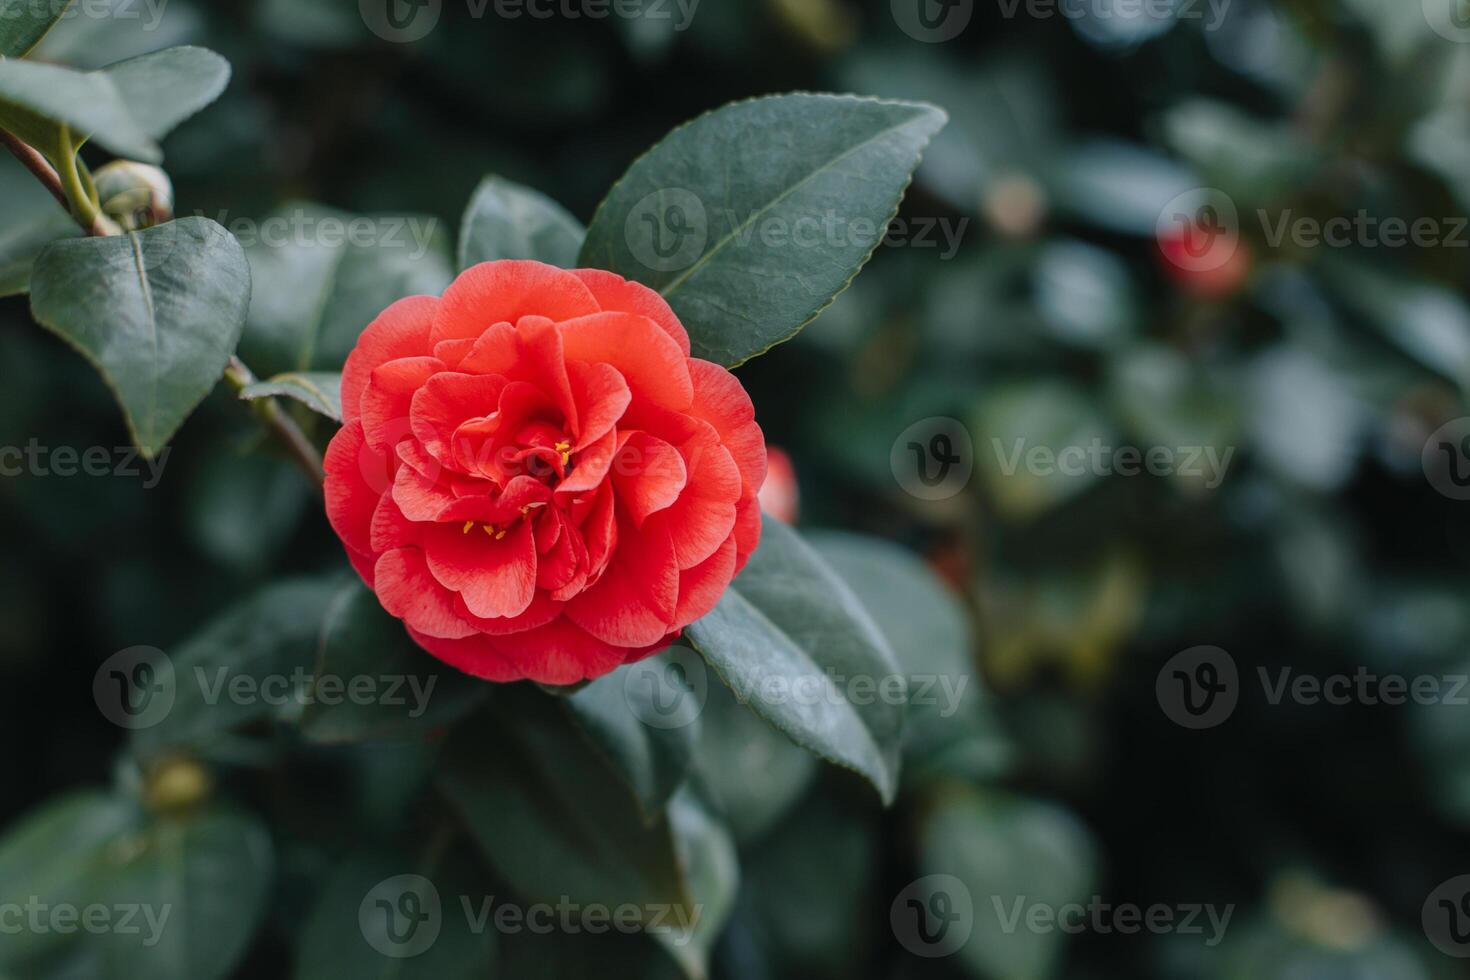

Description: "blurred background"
5 0 1470 976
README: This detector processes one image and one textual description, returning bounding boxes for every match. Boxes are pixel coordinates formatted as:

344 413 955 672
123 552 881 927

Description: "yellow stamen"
462 521 474 534
495 529 507 540
483 524 497 537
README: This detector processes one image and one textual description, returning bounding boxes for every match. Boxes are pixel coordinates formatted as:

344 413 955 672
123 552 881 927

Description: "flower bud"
94 161 174 231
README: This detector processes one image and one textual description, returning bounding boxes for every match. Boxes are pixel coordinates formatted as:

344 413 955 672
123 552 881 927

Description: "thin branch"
0 128 118 236
1 128 69 212
4 129 326 488
225 357 327 490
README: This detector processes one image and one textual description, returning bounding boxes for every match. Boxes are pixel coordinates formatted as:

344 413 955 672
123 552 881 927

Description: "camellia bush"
0 3 991 978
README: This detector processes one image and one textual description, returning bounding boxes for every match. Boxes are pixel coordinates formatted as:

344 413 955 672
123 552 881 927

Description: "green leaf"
102 46 231 141
0 792 142 969
564 650 701 819
459 174 585 270
438 688 692 919
656 791 739 980
919 785 1097 980
0 57 159 164
131 576 347 758
97 808 273 980
298 581 488 744
579 93 947 366
807 531 1010 784
691 680 816 844
29 217 251 457
295 846 497 979
685 515 905 804
0 0 73 58
239 202 453 379
239 370 343 422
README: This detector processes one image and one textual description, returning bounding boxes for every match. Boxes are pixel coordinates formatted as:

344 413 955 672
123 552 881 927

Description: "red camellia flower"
324 260 766 684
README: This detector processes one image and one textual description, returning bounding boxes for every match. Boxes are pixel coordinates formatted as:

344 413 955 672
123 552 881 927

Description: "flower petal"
573 268 691 356
432 260 600 344
375 548 478 639
341 295 437 425
423 518 538 619
559 311 694 410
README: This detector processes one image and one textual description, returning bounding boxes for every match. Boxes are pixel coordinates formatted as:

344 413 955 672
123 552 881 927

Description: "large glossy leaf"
97 808 273 980
0 792 142 969
298 581 488 743
458 175 584 270
295 846 496 979
564 650 701 819
0 0 71 56
685 515 905 804
0 57 159 163
239 202 453 378
438 689 691 919
130 576 346 758
29 218 250 457
102 46 230 141
238 370 343 422
579 93 947 366
808 531 1010 785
